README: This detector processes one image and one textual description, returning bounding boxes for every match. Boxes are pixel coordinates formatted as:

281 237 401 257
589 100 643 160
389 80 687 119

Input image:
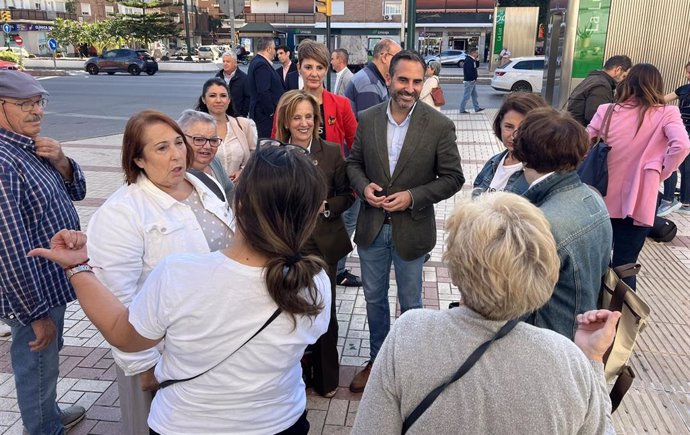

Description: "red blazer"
272 89 358 156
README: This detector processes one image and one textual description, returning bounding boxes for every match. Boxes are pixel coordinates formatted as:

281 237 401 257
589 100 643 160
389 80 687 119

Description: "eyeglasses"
256 138 308 155
0 97 48 112
185 134 223 148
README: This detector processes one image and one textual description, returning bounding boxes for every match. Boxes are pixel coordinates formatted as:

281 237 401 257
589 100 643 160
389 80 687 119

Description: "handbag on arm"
430 77 446 107
577 104 615 196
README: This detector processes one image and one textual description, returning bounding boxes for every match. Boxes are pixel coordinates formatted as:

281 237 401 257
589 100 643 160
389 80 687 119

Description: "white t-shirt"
488 154 523 192
129 251 331 434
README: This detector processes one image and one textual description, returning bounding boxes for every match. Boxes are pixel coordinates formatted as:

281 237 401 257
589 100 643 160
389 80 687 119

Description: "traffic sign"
2 23 10 34
48 38 58 51
13 35 22 46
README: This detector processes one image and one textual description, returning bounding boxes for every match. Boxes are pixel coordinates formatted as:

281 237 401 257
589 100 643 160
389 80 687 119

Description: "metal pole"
399 0 406 44
405 0 416 51
183 0 192 60
229 0 235 47
325 15 331 91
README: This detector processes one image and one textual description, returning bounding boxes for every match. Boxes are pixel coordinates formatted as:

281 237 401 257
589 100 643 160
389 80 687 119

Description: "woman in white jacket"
85 110 234 434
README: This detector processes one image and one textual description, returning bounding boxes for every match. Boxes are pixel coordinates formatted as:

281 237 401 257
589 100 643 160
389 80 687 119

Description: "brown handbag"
431 85 446 107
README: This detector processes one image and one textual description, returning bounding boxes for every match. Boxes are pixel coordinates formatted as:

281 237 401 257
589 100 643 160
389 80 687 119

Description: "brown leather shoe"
349 361 373 393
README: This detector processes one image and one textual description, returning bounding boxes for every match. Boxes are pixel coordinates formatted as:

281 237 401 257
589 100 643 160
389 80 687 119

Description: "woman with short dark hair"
513 107 612 340
31 145 331 434
84 110 234 434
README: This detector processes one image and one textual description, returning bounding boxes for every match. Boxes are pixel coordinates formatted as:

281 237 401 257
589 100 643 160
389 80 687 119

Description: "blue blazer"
247 54 284 137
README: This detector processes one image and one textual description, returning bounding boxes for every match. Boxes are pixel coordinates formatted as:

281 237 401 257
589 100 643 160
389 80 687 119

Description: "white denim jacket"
86 173 235 375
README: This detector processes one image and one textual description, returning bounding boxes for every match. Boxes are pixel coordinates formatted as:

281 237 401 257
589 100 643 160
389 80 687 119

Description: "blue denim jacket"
472 149 529 197
523 172 612 340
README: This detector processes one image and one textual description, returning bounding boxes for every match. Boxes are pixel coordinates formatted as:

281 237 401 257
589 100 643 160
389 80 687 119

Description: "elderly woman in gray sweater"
352 192 617 434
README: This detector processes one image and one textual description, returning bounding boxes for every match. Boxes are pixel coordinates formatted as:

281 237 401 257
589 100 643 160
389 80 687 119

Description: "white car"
491 56 545 93
424 49 467 68
7 46 31 58
197 45 219 61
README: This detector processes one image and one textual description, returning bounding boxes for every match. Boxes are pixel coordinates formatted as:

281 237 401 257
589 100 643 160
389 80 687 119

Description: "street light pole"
405 0 416 51
183 0 192 60
229 0 235 47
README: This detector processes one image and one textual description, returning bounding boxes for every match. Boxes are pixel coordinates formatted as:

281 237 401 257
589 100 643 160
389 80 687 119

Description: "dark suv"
85 49 158 76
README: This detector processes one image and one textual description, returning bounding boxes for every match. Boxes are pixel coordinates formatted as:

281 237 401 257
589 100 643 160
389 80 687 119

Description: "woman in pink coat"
587 63 690 289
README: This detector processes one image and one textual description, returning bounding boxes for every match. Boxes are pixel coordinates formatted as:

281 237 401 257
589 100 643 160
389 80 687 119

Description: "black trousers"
308 262 340 395
611 217 651 290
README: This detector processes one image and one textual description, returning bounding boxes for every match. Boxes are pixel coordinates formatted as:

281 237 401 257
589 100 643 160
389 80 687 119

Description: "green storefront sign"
572 0 612 78
493 7 505 55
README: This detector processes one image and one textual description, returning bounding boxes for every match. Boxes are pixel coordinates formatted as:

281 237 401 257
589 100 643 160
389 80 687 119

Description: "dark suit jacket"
285 70 299 91
346 101 465 260
247 54 284 138
276 62 298 89
304 138 354 264
214 68 250 117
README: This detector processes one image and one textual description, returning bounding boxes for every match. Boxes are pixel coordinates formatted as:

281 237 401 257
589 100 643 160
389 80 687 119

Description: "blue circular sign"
48 38 58 51
2 23 11 34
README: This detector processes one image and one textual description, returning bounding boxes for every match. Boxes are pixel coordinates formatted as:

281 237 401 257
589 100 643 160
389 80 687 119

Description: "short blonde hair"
443 193 559 320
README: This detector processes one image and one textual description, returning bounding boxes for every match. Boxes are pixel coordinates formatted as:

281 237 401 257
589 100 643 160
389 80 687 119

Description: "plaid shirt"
0 127 86 325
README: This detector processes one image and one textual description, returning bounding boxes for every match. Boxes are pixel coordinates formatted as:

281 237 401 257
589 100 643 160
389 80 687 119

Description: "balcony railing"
244 13 314 24
6 8 77 21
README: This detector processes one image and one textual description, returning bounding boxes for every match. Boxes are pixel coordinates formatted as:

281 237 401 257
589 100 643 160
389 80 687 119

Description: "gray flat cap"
0 70 49 99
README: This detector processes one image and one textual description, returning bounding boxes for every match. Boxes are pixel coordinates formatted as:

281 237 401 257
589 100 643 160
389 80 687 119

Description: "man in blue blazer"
247 38 285 138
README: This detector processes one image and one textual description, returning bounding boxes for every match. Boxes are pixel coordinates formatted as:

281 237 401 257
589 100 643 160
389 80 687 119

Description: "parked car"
425 49 467 68
197 45 220 61
491 56 545 93
84 49 158 76
8 47 33 58
0 60 19 70
173 46 198 57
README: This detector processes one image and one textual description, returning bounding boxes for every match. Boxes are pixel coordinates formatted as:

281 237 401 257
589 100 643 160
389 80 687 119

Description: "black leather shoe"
475 108 485 112
337 270 362 287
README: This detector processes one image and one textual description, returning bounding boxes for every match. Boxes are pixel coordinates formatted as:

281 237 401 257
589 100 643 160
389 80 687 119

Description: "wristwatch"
322 201 331 218
65 264 94 280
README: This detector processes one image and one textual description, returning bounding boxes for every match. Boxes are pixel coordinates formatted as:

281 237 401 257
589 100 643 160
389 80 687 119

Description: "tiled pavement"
1 109 689 434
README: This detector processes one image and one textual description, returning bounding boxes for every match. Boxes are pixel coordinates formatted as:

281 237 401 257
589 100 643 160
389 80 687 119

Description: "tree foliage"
49 18 86 56
112 0 181 45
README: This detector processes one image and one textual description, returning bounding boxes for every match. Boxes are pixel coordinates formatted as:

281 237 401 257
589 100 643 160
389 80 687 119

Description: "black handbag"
577 104 615 196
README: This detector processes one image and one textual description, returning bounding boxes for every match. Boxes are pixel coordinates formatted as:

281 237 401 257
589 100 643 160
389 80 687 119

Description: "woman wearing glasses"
30 145 331 434
196 77 257 181
84 110 234 434
275 90 354 398
177 109 234 204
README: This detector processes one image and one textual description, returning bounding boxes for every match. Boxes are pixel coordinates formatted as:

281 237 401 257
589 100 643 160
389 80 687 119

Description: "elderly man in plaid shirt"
0 71 87 434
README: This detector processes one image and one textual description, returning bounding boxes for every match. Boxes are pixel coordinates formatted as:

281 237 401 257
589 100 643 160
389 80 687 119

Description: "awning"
238 23 287 37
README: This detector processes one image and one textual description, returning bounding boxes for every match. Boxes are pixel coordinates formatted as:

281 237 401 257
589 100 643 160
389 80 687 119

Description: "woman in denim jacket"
514 108 613 340
472 93 548 197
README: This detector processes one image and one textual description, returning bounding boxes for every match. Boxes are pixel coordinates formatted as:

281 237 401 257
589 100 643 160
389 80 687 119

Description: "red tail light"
495 71 506 76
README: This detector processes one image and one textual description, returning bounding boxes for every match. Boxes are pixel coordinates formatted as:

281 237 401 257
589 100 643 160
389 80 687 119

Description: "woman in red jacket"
272 40 357 156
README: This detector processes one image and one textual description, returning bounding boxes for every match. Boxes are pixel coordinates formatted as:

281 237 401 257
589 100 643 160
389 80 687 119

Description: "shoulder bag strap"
600 104 616 143
187 169 226 203
159 308 282 389
401 318 520 434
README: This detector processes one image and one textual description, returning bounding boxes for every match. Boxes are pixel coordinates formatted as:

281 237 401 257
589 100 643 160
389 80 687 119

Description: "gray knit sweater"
352 306 615 434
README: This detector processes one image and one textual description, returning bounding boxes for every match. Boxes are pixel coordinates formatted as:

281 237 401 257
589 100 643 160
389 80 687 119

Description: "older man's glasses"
185 135 223 148
0 97 48 112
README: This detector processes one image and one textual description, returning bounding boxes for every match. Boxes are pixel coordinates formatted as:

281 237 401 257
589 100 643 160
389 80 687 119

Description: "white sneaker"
657 199 682 217
0 323 10 337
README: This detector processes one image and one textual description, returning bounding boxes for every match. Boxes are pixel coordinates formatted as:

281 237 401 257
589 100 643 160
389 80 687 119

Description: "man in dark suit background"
248 38 285 138
215 50 250 116
275 45 298 89
346 50 465 393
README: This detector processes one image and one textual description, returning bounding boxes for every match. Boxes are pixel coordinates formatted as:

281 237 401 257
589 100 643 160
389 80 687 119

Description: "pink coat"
587 102 690 226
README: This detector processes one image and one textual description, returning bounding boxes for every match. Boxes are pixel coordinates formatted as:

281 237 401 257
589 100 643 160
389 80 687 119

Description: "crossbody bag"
159 308 282 389
401 318 520 434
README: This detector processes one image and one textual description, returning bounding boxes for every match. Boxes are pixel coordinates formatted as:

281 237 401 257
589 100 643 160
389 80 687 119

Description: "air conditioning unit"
383 14 392 21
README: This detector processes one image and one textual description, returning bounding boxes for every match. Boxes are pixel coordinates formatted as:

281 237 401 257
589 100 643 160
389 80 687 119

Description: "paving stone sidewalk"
1 110 689 434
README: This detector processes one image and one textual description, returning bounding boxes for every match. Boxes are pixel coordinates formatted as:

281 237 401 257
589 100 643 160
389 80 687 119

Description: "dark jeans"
610 217 651 290
662 155 690 203
150 411 309 435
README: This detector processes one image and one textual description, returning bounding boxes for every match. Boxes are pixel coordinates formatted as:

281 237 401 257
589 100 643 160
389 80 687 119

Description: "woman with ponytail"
29 146 331 434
